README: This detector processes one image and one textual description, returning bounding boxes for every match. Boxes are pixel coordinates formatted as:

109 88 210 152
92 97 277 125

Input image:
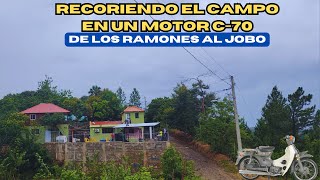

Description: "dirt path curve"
170 137 240 180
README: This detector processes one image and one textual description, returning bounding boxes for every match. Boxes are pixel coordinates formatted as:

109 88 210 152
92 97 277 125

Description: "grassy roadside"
169 129 296 180
169 129 239 174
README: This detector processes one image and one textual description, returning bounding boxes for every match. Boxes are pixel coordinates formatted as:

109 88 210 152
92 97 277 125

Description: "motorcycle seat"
258 146 275 152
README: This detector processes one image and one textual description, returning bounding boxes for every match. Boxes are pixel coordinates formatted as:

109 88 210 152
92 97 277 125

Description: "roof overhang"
90 125 117 128
113 122 160 128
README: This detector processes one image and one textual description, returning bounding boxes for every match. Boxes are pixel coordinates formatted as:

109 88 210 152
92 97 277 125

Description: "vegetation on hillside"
145 81 320 175
0 76 319 179
0 76 141 121
0 116 198 180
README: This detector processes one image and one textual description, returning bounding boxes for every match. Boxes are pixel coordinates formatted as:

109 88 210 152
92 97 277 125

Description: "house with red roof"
22 103 70 123
21 103 71 143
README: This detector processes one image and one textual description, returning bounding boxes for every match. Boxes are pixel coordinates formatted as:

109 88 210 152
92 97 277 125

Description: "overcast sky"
0 0 319 127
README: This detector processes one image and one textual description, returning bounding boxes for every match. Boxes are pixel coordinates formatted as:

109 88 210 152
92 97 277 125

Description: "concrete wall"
44 141 169 169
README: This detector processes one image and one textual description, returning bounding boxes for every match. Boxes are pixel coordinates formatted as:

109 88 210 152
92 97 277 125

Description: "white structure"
56 136 67 143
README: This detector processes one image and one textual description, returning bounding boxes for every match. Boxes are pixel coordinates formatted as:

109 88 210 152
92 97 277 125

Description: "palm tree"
88 85 101 96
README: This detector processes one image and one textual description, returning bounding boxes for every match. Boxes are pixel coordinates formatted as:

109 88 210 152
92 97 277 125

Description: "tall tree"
314 110 320 128
99 89 122 119
254 86 291 148
85 89 122 121
129 88 141 107
85 96 102 121
37 75 57 94
0 76 71 119
288 87 316 137
62 97 86 119
145 97 173 125
191 79 210 112
171 84 199 135
116 87 126 106
88 85 102 96
196 98 252 157
303 110 320 166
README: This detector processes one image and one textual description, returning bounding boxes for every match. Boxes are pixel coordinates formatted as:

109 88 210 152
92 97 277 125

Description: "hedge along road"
169 137 240 180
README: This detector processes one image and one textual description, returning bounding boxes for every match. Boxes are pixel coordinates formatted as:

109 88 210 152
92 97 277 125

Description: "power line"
153 0 232 78
201 48 232 77
132 0 255 123
213 88 232 94
132 0 231 86
182 47 231 85
180 73 212 84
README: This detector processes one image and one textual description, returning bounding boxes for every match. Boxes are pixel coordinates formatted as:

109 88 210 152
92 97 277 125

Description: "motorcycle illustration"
235 135 318 180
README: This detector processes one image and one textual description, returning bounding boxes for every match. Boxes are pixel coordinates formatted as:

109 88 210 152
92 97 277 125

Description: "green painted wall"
90 127 119 142
29 126 46 144
57 124 69 136
121 112 144 123
28 124 69 144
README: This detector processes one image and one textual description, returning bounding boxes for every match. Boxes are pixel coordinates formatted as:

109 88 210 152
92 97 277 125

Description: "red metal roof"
90 121 122 126
21 103 70 114
123 106 145 112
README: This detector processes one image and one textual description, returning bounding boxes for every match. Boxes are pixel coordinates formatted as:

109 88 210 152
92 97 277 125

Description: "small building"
89 121 122 142
121 106 145 141
122 106 145 124
88 106 164 142
21 103 70 143
118 106 161 142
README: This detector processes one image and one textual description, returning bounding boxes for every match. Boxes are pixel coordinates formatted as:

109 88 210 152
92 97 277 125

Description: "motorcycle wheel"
238 156 260 180
293 158 318 180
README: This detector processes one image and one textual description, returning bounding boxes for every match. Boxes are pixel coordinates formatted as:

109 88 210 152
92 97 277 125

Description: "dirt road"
170 137 240 180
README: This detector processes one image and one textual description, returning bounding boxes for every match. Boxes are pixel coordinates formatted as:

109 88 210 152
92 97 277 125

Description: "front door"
45 130 51 142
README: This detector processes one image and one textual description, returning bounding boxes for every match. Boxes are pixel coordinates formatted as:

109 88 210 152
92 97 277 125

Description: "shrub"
161 146 199 180
124 167 153 180
40 113 66 127
33 153 52 180
61 169 86 180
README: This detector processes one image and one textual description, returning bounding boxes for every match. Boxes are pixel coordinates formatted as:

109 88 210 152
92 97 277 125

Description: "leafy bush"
124 167 153 180
195 98 254 159
61 169 86 180
0 150 27 179
40 113 66 127
0 113 29 146
161 146 199 180
0 113 53 179
33 153 52 180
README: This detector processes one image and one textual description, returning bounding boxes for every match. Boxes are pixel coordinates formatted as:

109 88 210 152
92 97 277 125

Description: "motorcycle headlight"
290 136 295 144
286 135 296 145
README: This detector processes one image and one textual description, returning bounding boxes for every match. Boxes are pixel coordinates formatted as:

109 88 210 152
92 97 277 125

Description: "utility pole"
230 76 242 151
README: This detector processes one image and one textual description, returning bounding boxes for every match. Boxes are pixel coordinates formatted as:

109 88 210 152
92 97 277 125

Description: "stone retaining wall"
44 141 169 169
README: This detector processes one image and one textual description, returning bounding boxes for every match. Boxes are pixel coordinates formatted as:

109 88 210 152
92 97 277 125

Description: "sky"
0 0 319 127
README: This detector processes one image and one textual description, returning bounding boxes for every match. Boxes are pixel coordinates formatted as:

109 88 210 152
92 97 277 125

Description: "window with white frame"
30 114 36 120
126 113 130 119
